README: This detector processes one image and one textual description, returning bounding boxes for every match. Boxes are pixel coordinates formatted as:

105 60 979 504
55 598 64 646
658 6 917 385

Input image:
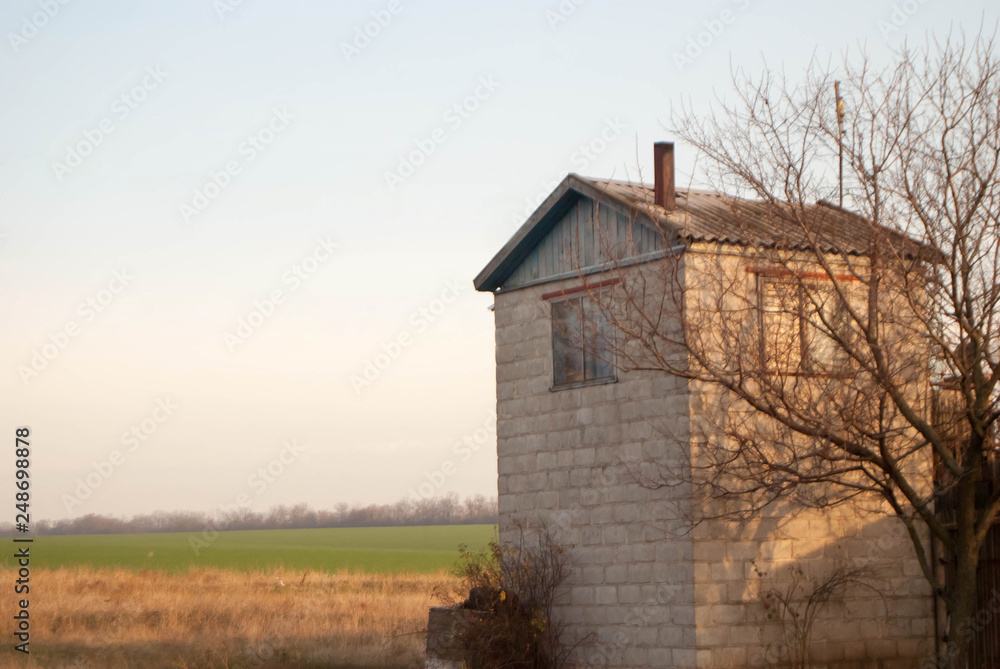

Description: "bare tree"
580 31 999 667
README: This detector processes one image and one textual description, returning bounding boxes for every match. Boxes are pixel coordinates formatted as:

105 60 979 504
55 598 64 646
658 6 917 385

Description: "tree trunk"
945 548 979 669
944 476 981 669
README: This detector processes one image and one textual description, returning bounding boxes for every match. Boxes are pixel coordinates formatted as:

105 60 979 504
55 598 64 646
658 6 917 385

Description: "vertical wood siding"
502 197 664 290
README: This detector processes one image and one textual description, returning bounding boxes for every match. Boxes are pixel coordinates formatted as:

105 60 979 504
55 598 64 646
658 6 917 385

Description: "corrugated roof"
580 176 924 257
475 174 932 292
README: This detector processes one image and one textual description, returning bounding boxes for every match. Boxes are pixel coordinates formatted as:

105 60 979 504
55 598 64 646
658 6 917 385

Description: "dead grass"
0 566 457 668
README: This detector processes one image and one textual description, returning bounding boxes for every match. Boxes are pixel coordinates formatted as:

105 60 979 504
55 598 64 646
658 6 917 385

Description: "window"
551 295 615 388
758 275 850 374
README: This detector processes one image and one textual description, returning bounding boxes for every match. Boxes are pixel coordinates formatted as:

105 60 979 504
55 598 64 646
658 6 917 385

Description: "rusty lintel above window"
746 266 861 282
540 278 621 301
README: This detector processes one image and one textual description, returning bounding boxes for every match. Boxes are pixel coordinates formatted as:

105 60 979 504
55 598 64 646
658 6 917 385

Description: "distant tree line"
0 493 497 536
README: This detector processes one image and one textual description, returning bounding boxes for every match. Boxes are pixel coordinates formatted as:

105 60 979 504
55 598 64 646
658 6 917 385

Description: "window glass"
552 299 584 385
760 278 802 372
806 286 850 373
759 275 851 374
552 295 615 387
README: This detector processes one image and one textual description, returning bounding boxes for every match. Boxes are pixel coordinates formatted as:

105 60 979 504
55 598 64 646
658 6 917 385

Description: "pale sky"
2 0 996 521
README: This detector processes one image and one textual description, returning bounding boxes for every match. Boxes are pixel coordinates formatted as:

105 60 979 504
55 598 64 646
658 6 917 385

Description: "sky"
1 0 997 522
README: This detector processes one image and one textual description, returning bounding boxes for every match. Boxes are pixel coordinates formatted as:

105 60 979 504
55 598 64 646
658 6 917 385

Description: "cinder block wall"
681 249 937 668
494 278 697 668
492 274 936 668
688 505 935 668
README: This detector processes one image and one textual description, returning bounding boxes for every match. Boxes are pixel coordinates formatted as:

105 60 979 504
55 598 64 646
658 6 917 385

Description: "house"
473 143 939 668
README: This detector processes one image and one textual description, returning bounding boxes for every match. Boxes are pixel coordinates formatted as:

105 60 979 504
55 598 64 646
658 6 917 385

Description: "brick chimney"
654 141 676 211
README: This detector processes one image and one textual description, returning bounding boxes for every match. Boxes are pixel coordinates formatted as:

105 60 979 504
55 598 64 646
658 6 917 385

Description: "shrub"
752 561 883 668
442 522 573 669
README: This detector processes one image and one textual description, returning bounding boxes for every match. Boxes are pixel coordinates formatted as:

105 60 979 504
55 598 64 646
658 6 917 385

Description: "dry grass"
0 567 458 668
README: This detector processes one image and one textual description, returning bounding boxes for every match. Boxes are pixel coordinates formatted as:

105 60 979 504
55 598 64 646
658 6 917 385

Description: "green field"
26 524 496 573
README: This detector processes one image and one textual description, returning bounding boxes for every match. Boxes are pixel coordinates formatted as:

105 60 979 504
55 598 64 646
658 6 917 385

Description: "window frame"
548 292 618 391
755 271 853 377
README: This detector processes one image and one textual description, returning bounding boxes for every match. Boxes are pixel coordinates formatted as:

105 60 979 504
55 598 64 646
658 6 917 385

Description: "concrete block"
614 504 639 523
712 646 747 667
672 648 697 667
627 563 652 583
571 586 595 605
619 585 641 603
595 586 617 605
632 543 655 562
602 524 627 545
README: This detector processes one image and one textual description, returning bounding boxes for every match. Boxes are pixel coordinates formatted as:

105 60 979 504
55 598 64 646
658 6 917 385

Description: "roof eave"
474 175 580 293
474 175 677 293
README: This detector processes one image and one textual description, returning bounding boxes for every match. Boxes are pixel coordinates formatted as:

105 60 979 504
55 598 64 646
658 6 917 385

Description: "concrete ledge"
425 606 481 668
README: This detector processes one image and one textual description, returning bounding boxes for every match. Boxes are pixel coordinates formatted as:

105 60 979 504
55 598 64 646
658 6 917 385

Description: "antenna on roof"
835 81 846 208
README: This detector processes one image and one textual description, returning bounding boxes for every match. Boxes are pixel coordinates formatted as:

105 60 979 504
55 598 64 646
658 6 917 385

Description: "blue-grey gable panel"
501 198 665 290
